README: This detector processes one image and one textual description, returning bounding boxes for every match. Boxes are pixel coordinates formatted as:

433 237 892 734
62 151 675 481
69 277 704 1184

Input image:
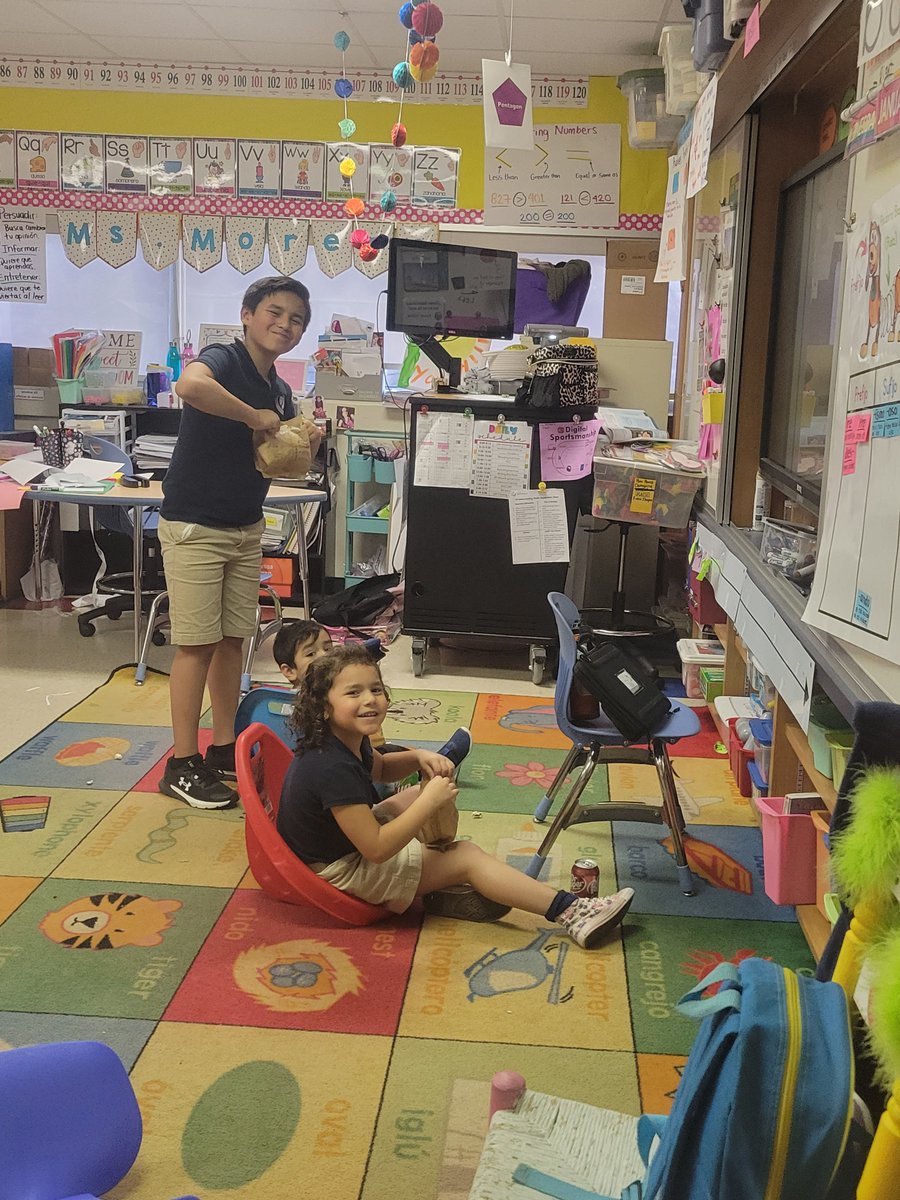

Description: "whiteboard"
804 124 900 696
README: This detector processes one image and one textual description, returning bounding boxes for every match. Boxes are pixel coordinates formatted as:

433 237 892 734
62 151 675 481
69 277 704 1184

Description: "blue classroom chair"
526 593 701 895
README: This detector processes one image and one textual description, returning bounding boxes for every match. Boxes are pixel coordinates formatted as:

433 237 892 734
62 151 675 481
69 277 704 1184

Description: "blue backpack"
635 957 860 1200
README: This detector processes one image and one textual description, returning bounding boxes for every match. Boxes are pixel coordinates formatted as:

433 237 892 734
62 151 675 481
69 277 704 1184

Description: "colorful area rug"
0 667 813 1199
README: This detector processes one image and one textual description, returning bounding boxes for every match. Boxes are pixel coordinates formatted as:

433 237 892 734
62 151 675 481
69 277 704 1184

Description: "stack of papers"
596 407 668 443
595 441 705 474
133 435 177 471
313 313 382 380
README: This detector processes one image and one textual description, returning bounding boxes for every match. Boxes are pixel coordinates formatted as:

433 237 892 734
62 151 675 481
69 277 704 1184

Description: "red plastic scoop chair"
235 722 391 926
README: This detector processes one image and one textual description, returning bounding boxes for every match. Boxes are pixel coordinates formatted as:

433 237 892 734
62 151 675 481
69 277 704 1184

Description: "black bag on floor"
573 639 672 743
313 572 400 630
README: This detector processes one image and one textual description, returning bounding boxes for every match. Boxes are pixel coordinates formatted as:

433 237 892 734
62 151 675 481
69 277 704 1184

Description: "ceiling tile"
512 18 660 54
40 1 214 39
500 0 670 18
189 0 316 6
197 7 342 42
91 36 247 63
0 31 113 57
349 11 506 54
0 1 78 33
218 42 348 69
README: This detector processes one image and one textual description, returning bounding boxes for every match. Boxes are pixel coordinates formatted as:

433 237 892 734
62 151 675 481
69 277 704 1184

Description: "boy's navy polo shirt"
161 340 293 529
277 735 379 865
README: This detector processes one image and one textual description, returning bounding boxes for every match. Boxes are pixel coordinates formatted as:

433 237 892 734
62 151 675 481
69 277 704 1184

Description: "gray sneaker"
555 889 635 948
423 885 511 922
160 756 237 810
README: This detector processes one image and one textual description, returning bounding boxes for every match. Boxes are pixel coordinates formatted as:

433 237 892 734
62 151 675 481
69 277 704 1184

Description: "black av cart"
403 394 593 683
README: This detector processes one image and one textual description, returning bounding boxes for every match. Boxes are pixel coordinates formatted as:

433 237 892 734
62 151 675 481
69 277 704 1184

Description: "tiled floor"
0 608 812 1199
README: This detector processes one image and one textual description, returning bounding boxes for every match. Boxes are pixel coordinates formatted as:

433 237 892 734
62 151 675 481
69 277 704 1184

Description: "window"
763 145 851 511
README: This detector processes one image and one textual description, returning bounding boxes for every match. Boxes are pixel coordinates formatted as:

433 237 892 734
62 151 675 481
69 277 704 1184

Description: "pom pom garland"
412 2 443 37
359 244 379 262
410 40 439 81
380 189 398 212
392 61 414 89
399 1 414 29
333 30 351 51
343 197 365 218
334 77 353 99
391 122 408 147
339 156 357 179
371 233 390 250
350 228 371 247
338 117 357 138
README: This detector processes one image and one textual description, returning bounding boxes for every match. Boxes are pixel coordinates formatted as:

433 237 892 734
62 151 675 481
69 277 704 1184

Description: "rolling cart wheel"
79 622 95 638
529 645 547 686
106 609 121 621
151 630 167 647
412 637 427 678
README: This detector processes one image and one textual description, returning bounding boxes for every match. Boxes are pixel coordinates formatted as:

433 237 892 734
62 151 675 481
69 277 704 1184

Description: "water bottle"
166 339 182 382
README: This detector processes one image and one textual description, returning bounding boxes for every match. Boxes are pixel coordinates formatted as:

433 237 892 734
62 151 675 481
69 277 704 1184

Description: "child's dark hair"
292 645 389 748
240 276 311 334
273 619 324 668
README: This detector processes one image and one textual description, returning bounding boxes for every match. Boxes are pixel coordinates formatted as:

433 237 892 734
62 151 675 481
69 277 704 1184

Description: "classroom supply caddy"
341 430 403 587
677 637 725 699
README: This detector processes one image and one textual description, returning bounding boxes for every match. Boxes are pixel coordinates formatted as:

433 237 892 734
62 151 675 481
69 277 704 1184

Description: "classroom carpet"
0 666 815 1200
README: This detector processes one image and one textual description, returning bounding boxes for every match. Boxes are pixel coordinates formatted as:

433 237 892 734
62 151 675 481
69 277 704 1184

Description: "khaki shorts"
158 517 265 646
312 838 424 913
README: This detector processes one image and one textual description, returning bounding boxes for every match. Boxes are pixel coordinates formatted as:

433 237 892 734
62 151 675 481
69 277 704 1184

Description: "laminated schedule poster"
413 411 473 489
470 419 531 499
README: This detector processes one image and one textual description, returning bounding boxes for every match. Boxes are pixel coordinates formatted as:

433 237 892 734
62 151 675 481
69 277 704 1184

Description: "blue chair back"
548 591 582 744
235 685 296 747
0 1040 142 1200
83 434 131 473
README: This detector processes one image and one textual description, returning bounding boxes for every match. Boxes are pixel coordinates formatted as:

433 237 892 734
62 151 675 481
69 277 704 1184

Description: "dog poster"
850 182 900 363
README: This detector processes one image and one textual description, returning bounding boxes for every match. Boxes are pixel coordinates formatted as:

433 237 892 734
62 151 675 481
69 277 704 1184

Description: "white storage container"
658 25 711 115
617 69 684 150
677 637 725 700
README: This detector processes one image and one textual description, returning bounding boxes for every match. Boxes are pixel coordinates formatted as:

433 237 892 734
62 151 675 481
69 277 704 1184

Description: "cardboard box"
603 240 669 340
14 385 59 418
13 346 56 388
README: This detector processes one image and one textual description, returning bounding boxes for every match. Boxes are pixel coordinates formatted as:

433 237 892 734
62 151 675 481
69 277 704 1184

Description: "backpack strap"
637 1114 668 1167
675 962 742 1019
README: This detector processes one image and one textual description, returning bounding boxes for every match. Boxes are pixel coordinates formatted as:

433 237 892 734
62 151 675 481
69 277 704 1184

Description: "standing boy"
158 277 320 809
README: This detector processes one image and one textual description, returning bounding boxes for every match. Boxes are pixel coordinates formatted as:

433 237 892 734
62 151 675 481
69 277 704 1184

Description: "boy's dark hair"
291 645 389 749
240 276 311 334
273 619 325 669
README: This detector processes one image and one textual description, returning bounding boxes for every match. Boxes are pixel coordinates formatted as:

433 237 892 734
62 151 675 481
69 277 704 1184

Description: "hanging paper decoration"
380 189 398 213
392 62 414 89
182 215 224 271
310 220 353 277
338 118 357 138
392 123 407 148
412 2 443 36
139 212 181 270
354 222 392 278
97 210 137 267
267 217 309 274
396 220 438 243
399 2 415 28
60 211 98 267
225 216 266 274
410 40 440 82
344 196 365 218
339 156 357 179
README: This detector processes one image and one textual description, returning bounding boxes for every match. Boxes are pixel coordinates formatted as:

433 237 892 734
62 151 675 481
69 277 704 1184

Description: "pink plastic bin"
754 795 822 905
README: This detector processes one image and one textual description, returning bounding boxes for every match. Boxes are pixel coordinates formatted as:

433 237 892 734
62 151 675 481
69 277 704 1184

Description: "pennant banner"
267 217 309 275
139 211 181 270
96 210 137 267
182 214 223 272
310 220 353 278
354 221 392 279
225 215 266 273
60 210 97 267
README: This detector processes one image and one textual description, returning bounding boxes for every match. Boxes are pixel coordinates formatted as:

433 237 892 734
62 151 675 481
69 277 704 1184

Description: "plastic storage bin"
700 666 724 703
749 718 773 786
725 0 755 37
728 717 754 798
677 637 725 699
827 728 854 787
592 456 703 528
755 795 823 906
688 566 727 625
658 24 711 115
760 517 817 578
373 458 396 485
806 694 849 779
347 453 373 483
811 808 832 918
54 378 83 405
748 760 766 806
693 0 734 71
617 69 684 149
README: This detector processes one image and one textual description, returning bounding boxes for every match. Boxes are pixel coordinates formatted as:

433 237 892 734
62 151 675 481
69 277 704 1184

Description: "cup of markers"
35 424 84 468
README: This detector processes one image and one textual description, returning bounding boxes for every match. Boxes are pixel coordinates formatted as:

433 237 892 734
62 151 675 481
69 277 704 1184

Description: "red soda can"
570 858 600 898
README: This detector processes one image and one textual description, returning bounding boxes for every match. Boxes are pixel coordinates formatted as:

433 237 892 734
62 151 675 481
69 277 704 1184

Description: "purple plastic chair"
0 1040 198 1200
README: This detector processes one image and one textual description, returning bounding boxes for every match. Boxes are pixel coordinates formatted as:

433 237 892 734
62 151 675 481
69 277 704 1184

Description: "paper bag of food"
253 415 316 479
420 798 459 849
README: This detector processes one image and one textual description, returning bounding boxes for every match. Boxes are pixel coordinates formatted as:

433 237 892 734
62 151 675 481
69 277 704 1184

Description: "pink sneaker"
555 889 635 948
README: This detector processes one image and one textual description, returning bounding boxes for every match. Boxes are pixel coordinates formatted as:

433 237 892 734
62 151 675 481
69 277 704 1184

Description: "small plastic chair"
526 593 701 895
235 722 391 925
235 684 296 746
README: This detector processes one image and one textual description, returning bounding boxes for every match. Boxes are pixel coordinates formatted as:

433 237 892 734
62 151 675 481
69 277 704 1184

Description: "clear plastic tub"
760 517 817 578
827 728 854 787
592 456 703 527
728 717 754 798
807 694 848 779
658 24 711 115
617 69 685 149
677 637 725 699
749 718 773 786
81 385 144 407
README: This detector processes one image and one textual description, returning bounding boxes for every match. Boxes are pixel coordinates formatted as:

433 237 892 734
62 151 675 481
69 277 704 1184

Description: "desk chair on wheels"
525 592 700 895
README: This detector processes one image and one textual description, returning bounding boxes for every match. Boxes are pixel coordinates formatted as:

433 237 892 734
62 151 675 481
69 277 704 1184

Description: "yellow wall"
1 76 667 215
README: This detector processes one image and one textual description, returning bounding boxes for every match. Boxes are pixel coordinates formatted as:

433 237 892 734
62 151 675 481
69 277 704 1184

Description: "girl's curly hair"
291 643 390 749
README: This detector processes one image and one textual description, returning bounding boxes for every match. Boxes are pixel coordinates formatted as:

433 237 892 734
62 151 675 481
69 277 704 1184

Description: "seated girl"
277 645 633 947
